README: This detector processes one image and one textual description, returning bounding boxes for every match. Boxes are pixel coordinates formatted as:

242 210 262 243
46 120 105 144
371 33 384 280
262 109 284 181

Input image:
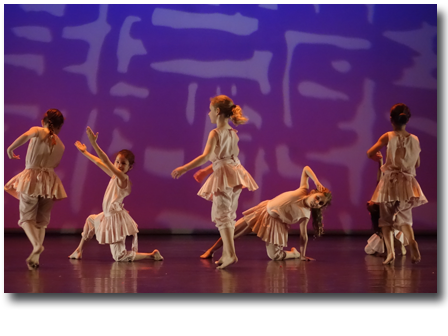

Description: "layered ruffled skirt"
198 159 258 201
4 167 67 200
92 209 139 246
243 200 290 247
371 170 427 207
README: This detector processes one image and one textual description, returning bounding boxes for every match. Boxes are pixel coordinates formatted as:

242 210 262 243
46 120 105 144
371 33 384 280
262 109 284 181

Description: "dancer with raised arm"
200 166 331 262
69 127 163 262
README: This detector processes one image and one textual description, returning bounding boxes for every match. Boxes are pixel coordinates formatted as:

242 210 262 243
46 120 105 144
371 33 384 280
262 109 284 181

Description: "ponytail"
230 104 248 125
42 109 64 146
210 95 248 126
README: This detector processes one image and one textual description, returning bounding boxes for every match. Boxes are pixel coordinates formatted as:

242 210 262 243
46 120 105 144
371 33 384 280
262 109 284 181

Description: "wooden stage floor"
4 233 437 293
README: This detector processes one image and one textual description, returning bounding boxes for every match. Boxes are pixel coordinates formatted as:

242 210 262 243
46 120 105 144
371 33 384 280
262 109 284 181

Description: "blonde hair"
210 95 248 126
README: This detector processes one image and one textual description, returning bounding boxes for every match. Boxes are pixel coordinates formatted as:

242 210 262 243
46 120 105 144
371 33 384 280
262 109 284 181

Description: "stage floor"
4 233 437 293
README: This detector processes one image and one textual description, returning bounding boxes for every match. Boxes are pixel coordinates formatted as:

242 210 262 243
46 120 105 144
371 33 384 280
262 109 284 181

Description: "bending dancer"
5 109 67 269
172 95 258 269
367 103 427 264
69 127 163 262
200 166 331 262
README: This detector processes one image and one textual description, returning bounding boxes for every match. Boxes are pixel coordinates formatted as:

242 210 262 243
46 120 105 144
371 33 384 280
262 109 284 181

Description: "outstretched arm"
7 127 39 159
367 133 388 162
300 166 325 191
171 130 218 179
75 141 113 177
85 127 128 185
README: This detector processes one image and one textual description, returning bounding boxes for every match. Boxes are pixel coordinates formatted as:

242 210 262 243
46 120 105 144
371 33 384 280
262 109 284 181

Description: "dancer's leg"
22 222 43 269
68 215 97 259
133 250 164 261
30 197 54 266
19 194 42 269
381 226 395 264
217 226 237 269
212 187 241 269
266 243 300 261
201 217 251 259
400 224 420 263
110 237 163 262
394 201 420 263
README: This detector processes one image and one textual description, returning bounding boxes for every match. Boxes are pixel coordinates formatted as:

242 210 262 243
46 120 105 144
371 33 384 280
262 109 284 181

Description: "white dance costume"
4 127 67 228
370 131 427 227
243 187 310 249
197 127 258 230
81 175 139 262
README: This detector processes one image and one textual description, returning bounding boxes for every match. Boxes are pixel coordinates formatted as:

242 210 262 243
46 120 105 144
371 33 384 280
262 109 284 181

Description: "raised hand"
86 126 98 144
171 166 186 179
74 141 87 153
316 181 325 192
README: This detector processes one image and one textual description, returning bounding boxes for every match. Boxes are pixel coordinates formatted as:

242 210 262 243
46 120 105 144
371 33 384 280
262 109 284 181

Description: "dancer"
69 127 163 262
5 109 67 270
200 166 332 262
367 103 427 264
171 95 258 269
365 158 408 256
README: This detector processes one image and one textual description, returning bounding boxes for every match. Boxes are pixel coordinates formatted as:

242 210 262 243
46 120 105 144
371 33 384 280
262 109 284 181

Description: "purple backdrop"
4 4 437 233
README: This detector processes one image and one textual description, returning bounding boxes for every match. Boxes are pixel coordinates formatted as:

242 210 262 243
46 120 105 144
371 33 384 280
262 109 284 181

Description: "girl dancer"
171 95 258 269
5 109 67 269
364 158 408 256
367 103 427 264
69 127 163 262
200 166 331 262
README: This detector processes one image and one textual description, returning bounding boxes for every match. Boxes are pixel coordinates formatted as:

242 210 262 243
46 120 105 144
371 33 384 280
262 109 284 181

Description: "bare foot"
200 250 214 259
26 246 44 269
409 241 421 264
215 257 223 265
217 256 238 269
290 247 301 258
383 253 395 265
68 248 82 260
153 250 164 261
300 256 315 261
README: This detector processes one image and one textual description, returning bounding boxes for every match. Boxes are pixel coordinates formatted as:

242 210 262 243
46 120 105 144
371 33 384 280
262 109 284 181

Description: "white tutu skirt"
92 210 139 245
198 163 258 201
371 172 427 207
243 200 290 247
4 168 67 200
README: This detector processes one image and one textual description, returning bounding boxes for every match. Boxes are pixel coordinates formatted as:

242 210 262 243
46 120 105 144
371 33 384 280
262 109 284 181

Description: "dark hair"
390 103 411 126
210 95 248 125
116 149 135 167
309 188 332 238
42 109 64 146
